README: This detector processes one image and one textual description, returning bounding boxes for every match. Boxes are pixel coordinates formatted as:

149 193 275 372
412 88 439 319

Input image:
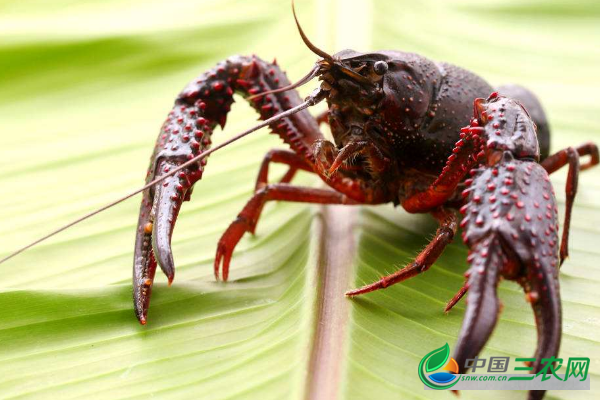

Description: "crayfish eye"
373 61 388 75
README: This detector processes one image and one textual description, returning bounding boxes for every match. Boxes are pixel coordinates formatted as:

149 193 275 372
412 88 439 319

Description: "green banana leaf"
0 0 598 399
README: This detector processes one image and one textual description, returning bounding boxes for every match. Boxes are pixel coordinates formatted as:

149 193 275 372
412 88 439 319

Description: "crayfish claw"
456 94 563 400
133 97 212 323
133 54 327 322
453 237 503 373
152 161 184 285
527 263 561 369
133 192 158 325
522 252 561 400
132 161 186 323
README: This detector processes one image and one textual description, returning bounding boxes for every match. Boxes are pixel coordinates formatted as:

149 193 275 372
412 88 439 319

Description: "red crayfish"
129 6 599 393
3 3 597 400
130 5 598 399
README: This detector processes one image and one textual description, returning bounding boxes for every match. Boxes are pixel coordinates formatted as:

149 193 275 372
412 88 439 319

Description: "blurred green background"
0 0 599 399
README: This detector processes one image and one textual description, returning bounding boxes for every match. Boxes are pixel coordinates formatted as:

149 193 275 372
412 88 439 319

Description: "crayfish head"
292 1 386 119
314 52 395 180
316 50 389 110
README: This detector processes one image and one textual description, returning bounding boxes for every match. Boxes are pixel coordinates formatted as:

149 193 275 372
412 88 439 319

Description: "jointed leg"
254 149 313 190
574 142 599 171
215 139 397 282
215 148 355 281
541 142 598 264
346 208 458 296
445 284 468 312
401 122 484 213
215 184 357 281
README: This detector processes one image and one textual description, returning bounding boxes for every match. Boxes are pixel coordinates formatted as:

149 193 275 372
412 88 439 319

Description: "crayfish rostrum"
130 5 598 400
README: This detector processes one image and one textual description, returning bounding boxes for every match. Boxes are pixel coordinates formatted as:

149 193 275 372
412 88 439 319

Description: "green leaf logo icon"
418 343 459 390
425 343 450 372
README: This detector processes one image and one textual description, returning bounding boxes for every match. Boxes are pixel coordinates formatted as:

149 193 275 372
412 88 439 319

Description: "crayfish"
3 3 594 400
130 5 598 399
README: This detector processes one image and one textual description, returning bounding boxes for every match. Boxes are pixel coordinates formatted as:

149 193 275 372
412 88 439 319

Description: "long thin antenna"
247 65 319 101
292 0 333 61
0 90 324 265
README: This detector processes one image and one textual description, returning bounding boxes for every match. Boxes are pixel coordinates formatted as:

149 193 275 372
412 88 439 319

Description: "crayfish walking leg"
540 143 599 263
215 183 358 280
345 208 458 296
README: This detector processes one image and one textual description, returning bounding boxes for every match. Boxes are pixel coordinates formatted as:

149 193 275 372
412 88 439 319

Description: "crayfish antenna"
248 65 319 100
292 0 334 62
